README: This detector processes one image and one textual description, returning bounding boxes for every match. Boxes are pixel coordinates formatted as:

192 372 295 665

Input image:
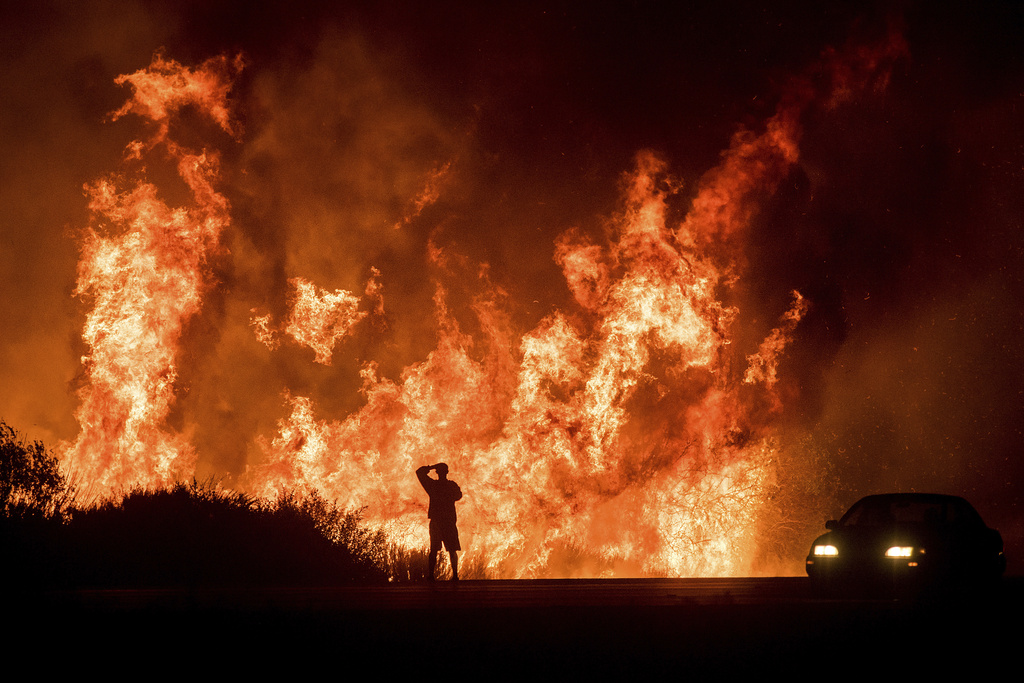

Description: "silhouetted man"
416 462 462 581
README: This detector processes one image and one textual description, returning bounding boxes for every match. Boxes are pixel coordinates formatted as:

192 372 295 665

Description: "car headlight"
813 544 838 556
885 546 914 558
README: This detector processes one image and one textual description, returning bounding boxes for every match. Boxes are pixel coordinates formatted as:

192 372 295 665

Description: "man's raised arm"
416 465 432 490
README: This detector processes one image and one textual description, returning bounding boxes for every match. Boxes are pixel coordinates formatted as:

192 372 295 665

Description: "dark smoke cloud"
2 1 1022 567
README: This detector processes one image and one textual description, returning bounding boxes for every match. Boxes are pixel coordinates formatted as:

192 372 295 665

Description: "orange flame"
248 37 903 577
284 278 366 365
62 54 241 498
63 36 904 575
394 162 452 230
745 291 810 391
250 272 381 363
251 145 795 577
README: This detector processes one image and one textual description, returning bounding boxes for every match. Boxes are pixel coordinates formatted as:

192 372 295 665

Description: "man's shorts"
429 518 461 552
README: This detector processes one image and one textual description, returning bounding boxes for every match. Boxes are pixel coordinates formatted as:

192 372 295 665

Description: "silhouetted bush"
1 420 414 589
1 420 75 520
65 481 391 587
1 421 76 588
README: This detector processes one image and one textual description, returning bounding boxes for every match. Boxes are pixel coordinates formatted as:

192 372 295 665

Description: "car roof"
854 492 972 505
840 493 985 525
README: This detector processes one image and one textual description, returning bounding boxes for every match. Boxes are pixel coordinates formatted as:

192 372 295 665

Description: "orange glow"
60 36 905 576
250 142 800 577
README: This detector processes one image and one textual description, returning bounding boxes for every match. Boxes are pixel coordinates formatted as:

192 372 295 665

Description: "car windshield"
839 497 977 527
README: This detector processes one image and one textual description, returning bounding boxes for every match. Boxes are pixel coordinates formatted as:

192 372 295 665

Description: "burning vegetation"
3 4 1020 580
46 34 905 579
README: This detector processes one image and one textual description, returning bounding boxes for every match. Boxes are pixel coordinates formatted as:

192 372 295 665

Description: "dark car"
806 493 1005 591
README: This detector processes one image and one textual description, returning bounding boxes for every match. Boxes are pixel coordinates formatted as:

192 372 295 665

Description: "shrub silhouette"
2 420 405 588
1 421 76 587
1 420 74 520
67 481 390 587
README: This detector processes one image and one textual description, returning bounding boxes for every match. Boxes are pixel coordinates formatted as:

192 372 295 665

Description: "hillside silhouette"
2 420 398 588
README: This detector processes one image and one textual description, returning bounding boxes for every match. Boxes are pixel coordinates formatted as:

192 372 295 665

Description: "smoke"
178 30 468 480
3 1 1023 573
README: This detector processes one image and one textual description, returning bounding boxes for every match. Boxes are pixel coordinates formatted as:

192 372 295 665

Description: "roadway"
17 577 1021 676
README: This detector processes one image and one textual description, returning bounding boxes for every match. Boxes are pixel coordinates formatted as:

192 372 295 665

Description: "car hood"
812 524 946 554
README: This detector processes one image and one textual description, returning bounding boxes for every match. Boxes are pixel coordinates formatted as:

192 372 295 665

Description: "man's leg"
449 551 459 581
428 525 441 581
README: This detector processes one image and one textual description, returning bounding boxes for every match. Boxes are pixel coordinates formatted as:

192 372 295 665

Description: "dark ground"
11 577 1019 676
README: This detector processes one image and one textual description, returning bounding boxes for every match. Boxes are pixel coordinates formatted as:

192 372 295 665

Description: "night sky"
2 1 1023 568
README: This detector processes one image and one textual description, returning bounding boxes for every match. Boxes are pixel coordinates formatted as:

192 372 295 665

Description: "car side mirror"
825 520 838 530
